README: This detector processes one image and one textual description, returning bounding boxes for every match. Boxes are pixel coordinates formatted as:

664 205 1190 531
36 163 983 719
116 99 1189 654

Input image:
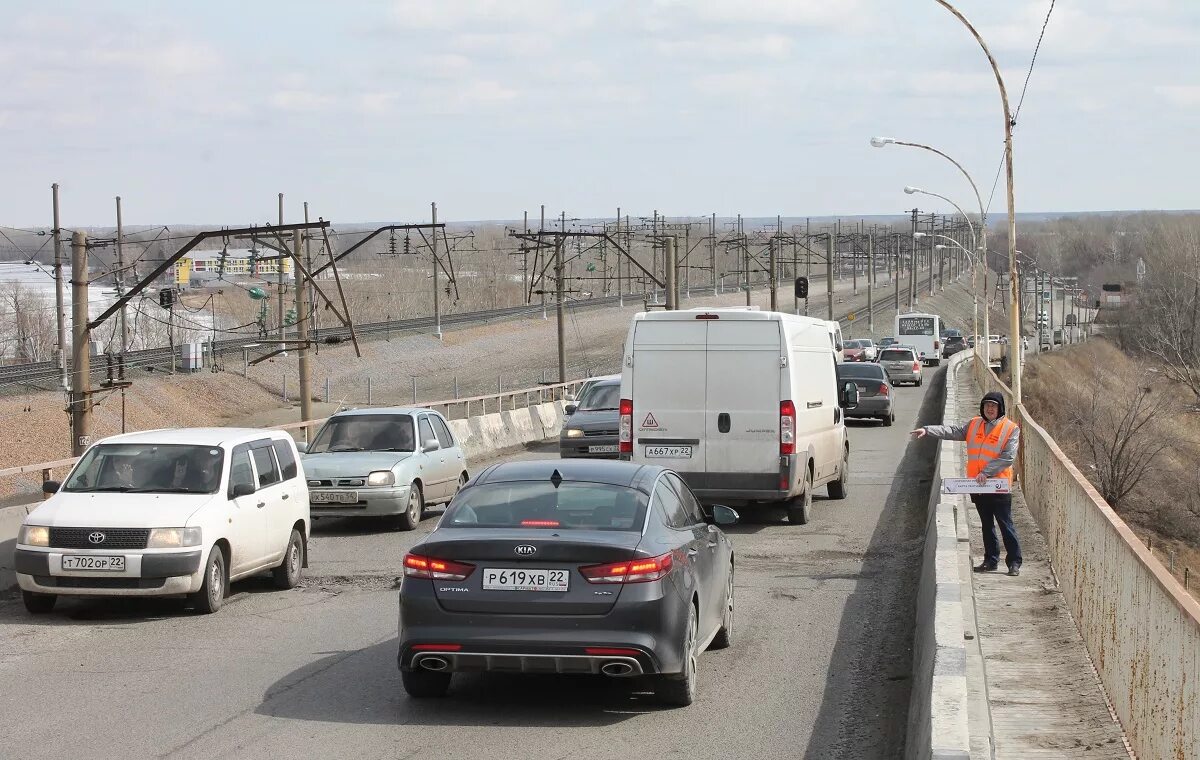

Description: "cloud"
391 0 595 32
270 90 338 112
653 0 864 27
656 33 794 61
1155 85 1200 108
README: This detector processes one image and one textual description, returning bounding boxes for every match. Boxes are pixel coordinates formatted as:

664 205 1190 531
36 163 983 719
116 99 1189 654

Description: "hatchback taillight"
780 400 797 455
403 553 475 581
619 398 633 453
580 551 675 583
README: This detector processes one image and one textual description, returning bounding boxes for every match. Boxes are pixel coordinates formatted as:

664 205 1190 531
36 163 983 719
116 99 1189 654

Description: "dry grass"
1024 339 1200 598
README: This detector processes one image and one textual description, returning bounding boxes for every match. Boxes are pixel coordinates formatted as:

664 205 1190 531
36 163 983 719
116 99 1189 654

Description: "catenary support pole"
70 232 90 456
52 184 67 390
294 230 312 435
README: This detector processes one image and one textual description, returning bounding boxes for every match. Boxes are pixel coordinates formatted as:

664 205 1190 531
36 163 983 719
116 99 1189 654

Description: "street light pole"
934 0 1020 400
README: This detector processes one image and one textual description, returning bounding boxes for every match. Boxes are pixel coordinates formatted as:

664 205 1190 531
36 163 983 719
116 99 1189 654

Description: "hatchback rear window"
880 349 915 361
443 481 649 531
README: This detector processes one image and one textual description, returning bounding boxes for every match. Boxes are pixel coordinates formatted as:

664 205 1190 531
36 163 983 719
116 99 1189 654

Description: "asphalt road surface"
0 370 946 760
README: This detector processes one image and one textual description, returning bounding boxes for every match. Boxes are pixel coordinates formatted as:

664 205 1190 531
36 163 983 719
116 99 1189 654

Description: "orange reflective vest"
965 417 1017 481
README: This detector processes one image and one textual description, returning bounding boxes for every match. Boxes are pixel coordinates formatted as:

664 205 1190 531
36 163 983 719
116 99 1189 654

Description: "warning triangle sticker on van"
641 412 659 428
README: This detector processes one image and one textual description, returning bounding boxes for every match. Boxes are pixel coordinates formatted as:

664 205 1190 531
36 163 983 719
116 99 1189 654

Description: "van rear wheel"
787 470 813 525
827 448 849 500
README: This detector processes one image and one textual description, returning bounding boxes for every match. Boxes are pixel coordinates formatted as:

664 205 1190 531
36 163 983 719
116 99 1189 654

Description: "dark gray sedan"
836 362 895 426
397 459 737 707
559 378 621 459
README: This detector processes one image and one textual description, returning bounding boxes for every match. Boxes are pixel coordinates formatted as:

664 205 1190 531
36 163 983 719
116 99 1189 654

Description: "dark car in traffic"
559 377 621 458
397 459 738 706
942 333 968 358
836 362 895 425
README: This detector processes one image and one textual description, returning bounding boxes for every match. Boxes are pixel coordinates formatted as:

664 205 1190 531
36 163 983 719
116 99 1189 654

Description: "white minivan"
619 308 859 524
14 428 309 615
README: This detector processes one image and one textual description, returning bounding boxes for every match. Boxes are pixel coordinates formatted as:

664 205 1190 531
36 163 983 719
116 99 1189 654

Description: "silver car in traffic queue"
878 345 923 387
397 459 738 707
300 408 469 530
559 377 621 458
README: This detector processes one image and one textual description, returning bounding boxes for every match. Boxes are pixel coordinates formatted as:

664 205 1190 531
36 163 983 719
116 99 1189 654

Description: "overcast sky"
2 0 1198 226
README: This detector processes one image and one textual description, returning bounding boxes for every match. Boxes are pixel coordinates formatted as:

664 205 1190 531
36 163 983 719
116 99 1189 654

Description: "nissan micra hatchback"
14 428 309 615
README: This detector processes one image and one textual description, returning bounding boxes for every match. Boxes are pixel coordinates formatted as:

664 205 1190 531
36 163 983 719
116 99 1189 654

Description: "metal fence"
973 358 1200 760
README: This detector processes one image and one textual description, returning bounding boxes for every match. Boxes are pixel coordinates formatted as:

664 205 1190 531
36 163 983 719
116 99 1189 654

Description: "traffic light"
794 276 809 299
158 288 175 309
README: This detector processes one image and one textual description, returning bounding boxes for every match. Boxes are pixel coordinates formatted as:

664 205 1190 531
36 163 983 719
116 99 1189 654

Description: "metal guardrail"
972 357 1200 760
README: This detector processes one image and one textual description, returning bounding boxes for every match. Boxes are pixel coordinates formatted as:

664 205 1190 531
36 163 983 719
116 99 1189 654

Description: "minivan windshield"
443 481 649 531
308 414 415 454
64 443 224 494
577 383 620 411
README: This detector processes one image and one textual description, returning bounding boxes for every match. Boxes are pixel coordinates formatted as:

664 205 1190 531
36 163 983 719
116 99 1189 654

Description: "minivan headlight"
19 525 49 547
147 527 202 549
367 470 396 487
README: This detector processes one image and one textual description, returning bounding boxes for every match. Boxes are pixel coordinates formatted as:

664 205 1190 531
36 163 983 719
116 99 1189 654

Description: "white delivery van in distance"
619 308 860 524
826 320 845 363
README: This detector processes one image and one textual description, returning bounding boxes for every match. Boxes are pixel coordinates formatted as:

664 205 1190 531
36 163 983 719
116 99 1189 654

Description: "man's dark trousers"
970 493 1022 569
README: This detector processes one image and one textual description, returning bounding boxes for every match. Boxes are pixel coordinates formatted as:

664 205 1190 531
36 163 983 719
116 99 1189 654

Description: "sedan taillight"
580 551 675 583
879 383 889 396
403 553 475 581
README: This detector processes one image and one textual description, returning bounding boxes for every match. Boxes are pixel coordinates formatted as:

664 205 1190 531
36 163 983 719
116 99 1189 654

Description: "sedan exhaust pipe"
600 661 635 677
419 656 450 672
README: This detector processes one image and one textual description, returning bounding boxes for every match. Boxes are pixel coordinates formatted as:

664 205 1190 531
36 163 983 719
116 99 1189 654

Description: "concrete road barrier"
905 351 971 760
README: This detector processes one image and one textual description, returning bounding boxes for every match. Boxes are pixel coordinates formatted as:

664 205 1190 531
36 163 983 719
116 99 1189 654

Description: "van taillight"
619 398 633 453
780 400 796 455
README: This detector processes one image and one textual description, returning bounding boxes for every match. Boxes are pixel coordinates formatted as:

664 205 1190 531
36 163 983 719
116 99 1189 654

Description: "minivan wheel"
190 546 227 614
402 667 452 698
657 603 698 706
827 449 849 500
787 470 813 525
22 590 56 615
394 485 423 531
272 529 304 590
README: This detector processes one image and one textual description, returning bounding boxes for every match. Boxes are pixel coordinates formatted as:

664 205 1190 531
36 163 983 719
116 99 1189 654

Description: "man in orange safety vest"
911 391 1022 576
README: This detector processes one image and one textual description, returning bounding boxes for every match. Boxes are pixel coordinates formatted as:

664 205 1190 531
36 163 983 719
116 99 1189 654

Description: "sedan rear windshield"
64 444 224 494
880 349 916 361
308 415 415 453
443 481 649 531
837 364 886 380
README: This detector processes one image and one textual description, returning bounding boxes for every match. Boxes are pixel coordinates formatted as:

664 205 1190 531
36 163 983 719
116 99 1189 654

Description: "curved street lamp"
932 0 1022 400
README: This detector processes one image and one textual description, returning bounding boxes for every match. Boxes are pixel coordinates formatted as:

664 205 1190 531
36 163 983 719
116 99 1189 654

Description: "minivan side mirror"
564 404 578 416
840 381 860 410
42 480 61 495
230 482 255 499
709 505 740 526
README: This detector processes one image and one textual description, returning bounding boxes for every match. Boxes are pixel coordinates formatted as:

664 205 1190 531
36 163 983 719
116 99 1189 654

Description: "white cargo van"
619 308 859 524
825 320 845 363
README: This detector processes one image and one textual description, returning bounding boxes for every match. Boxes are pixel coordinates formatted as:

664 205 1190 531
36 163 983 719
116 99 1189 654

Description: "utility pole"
277 193 285 341
651 210 659 305
615 208 623 306
665 236 678 310
768 234 778 311
867 233 875 333
523 210 530 303
909 208 919 310
432 202 442 339
826 234 834 320
115 196 128 354
540 204 547 319
555 236 565 384
805 218 812 316
303 202 316 343
894 234 901 318
710 213 718 296
791 231 798 314
740 214 749 306
928 214 936 298
52 184 68 391
294 230 313 430
70 232 90 456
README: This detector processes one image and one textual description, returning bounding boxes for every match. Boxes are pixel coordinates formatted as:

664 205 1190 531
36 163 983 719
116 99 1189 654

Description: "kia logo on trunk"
513 544 537 556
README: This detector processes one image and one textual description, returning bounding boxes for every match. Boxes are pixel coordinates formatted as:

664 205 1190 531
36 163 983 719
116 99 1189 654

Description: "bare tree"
1070 381 1170 508
1128 220 1200 403
0 281 57 362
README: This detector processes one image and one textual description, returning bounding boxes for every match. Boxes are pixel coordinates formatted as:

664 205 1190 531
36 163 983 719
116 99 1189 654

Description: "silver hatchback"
879 346 923 386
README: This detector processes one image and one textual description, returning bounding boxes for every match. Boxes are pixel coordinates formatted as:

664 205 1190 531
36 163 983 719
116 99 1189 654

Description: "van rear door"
630 319 708 476
704 319 782 490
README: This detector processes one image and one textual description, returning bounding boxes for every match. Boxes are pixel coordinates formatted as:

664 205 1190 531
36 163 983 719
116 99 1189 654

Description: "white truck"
618 308 859 524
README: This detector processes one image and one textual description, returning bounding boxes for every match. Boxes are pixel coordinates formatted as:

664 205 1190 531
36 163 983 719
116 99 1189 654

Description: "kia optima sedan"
397 459 738 707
